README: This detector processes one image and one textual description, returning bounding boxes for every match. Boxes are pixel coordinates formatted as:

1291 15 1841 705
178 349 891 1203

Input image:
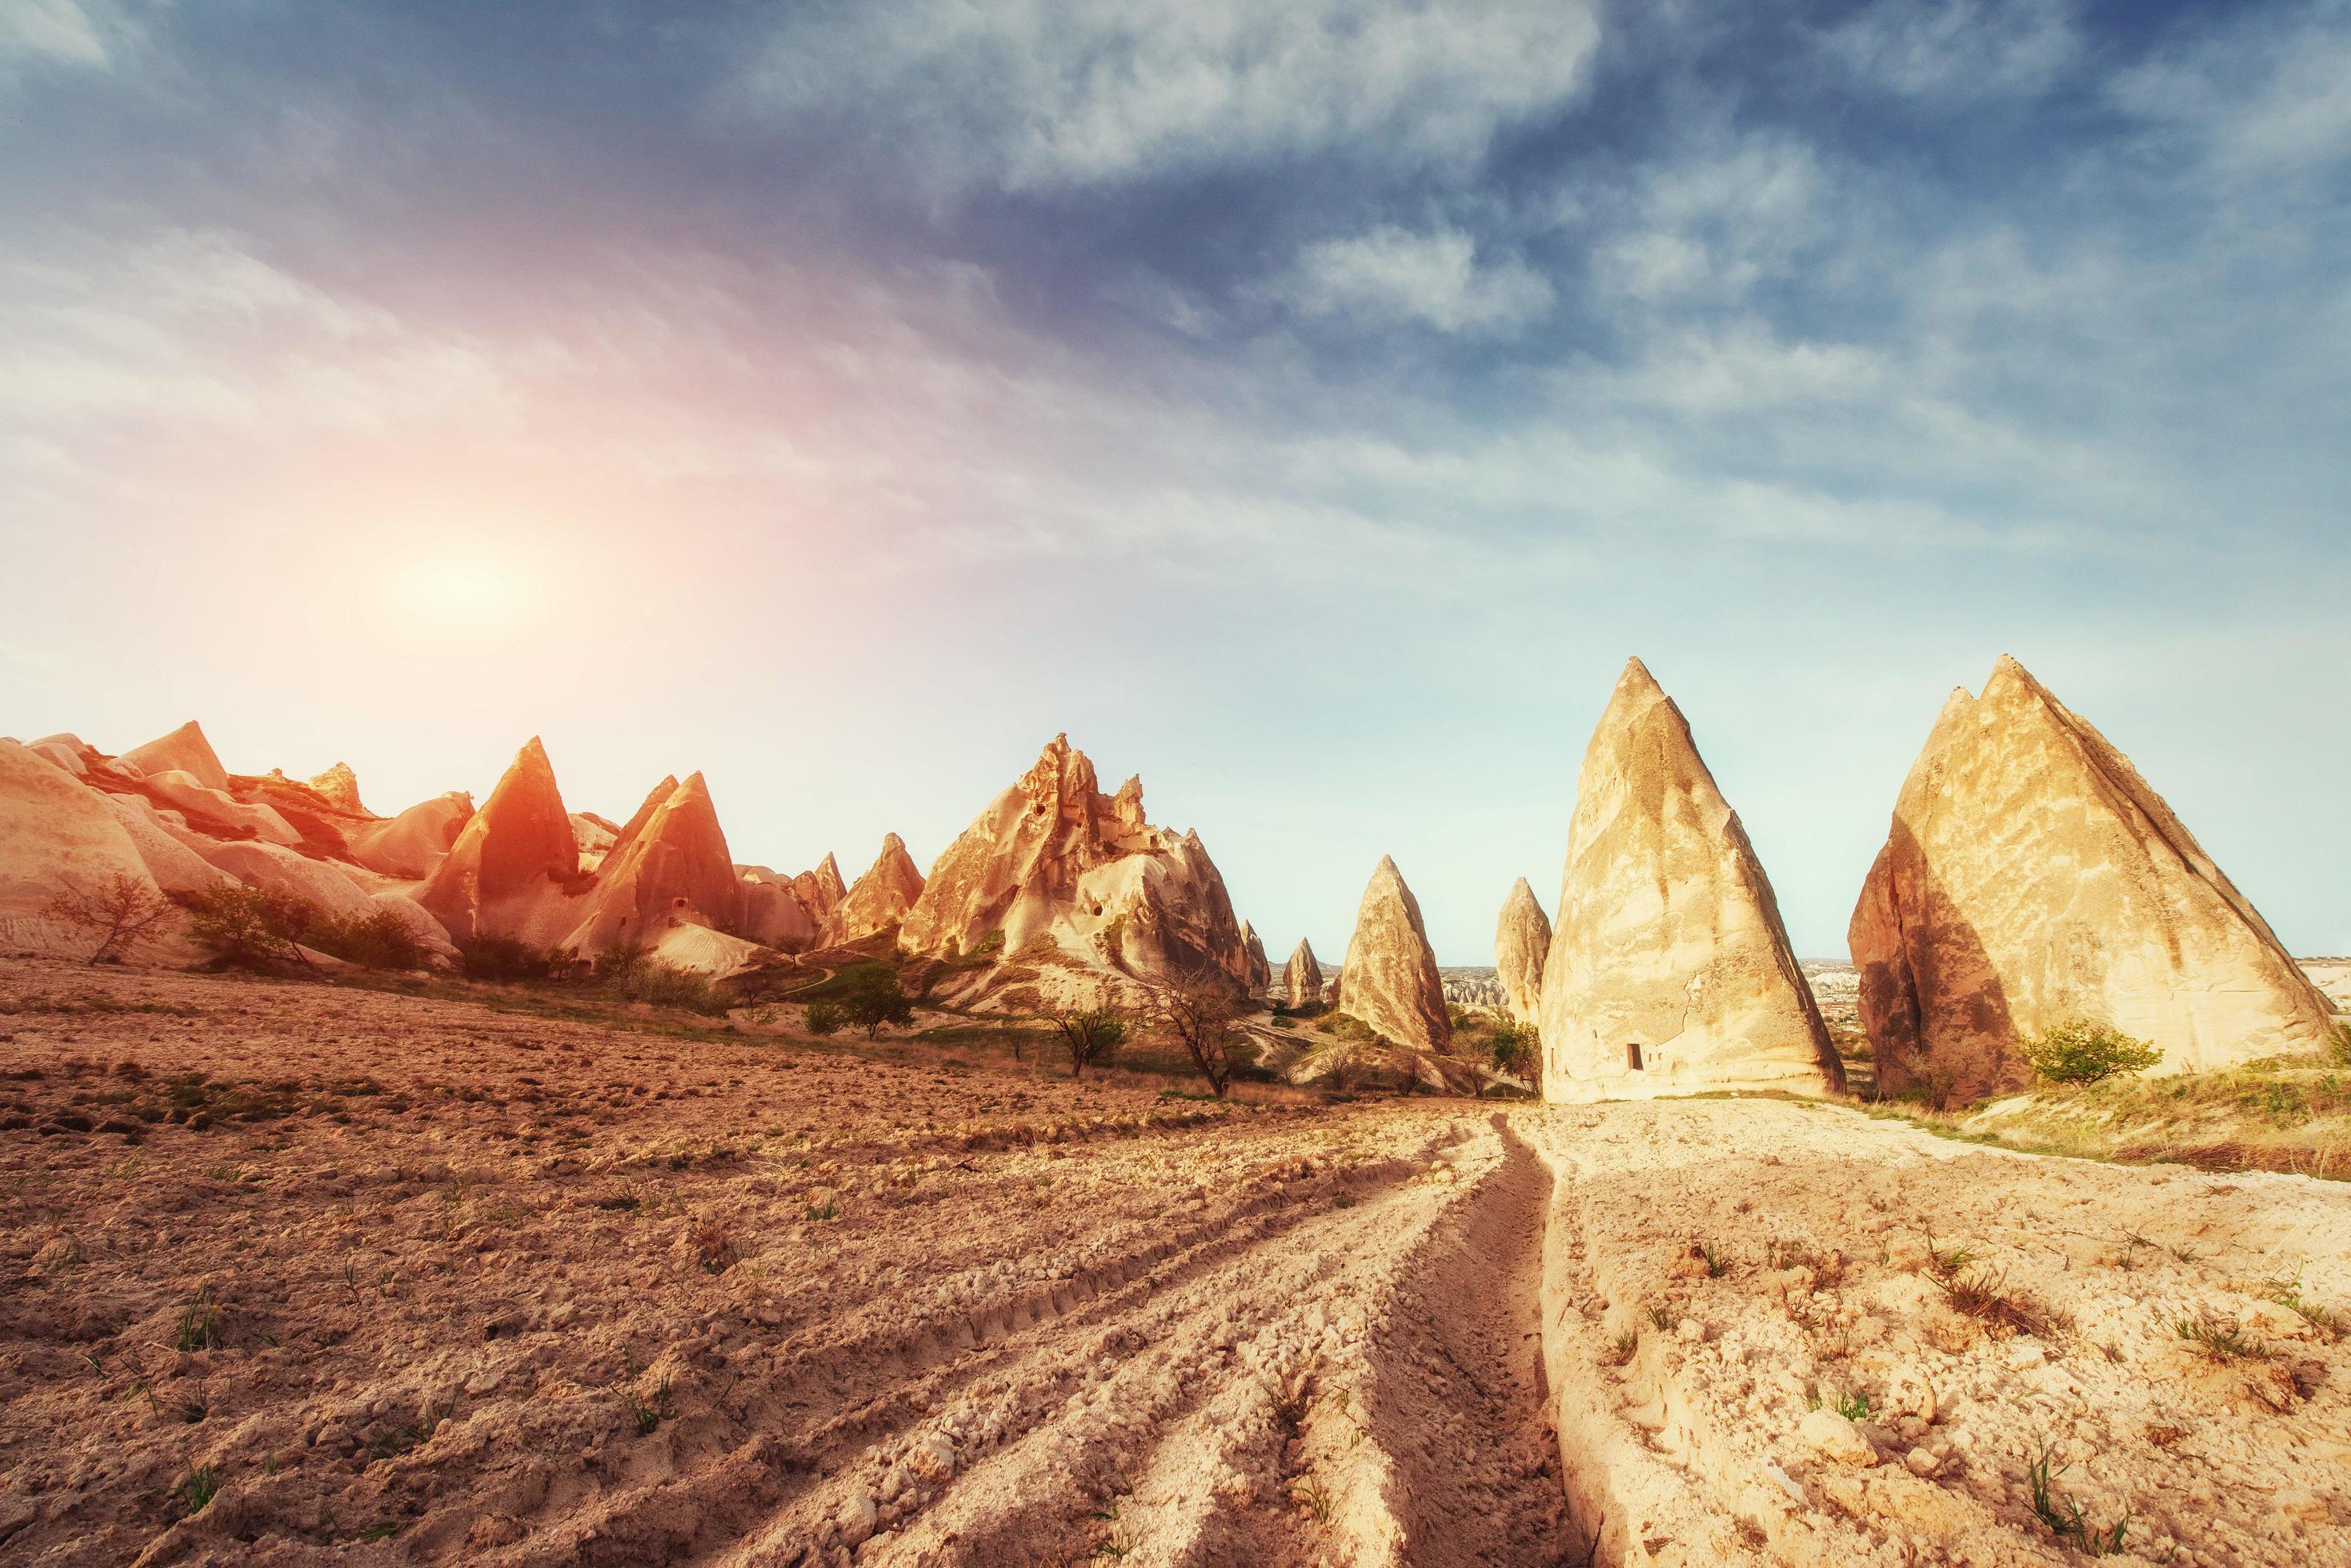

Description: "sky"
3 0 2348 964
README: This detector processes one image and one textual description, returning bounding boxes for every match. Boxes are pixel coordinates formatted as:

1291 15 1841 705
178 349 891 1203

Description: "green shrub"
839 971 914 1037
307 909 427 970
186 885 319 968
1488 1020 1536 1078
803 998 844 1035
455 934 556 982
593 942 649 981
611 965 727 1015
2019 1019 2161 1085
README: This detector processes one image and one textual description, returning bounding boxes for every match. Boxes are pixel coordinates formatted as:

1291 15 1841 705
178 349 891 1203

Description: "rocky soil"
2 959 2347 1566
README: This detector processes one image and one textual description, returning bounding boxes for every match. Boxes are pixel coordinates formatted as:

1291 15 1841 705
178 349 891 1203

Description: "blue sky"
3 0 2347 962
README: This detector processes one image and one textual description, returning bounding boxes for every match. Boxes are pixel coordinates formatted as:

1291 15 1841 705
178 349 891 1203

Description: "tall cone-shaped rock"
599 777 678 878
792 854 847 920
1240 922 1271 992
826 834 927 943
1851 656 2337 1100
565 772 742 956
899 734 1250 990
1495 878 1551 1027
117 721 229 792
416 738 579 942
1284 939 1324 1010
1337 858 1450 1052
1539 659 1841 1102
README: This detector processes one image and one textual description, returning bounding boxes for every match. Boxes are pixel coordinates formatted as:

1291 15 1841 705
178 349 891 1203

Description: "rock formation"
826 834 926 944
307 762 367 815
1850 656 2338 1100
1495 878 1550 1028
0 740 172 955
793 854 847 921
571 812 620 869
1538 658 1842 1102
563 773 742 957
899 734 1251 991
1284 938 1325 1010
1337 858 1450 1052
349 793 473 879
1240 922 1271 993
738 867 819 952
415 738 580 942
117 721 230 792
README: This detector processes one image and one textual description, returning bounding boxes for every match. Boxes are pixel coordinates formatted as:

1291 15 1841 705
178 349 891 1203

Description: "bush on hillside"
186 884 321 969
2019 1019 2161 1086
611 963 727 1015
455 934 557 982
1488 1020 1537 1080
306 908 427 970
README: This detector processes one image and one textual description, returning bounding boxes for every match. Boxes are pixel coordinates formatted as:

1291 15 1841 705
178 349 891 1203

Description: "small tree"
186 884 320 969
2019 1019 2161 1085
45 874 174 963
1150 970 1243 1098
1487 1019 1536 1080
1048 1006 1126 1080
837 970 914 1038
803 998 845 1036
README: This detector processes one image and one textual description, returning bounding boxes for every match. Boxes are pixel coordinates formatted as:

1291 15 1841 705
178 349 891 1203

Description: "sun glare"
400 555 523 624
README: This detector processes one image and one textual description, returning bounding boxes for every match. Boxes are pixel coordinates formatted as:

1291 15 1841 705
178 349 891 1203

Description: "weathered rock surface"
1538 658 1842 1102
1283 938 1324 1010
349 793 474 879
137 770 305 848
0 741 173 956
1851 656 2338 1100
415 738 580 942
564 773 741 957
307 762 367 816
825 834 926 944
899 735 1251 992
793 854 847 921
1495 878 1550 1028
738 868 819 952
1240 922 1271 993
1337 858 1450 1052
116 721 229 792
570 812 620 870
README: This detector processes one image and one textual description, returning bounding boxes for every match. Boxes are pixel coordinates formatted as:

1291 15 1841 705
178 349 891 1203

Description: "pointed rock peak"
118 720 229 792
1240 919 1257 942
1506 876 1540 906
675 771 713 803
307 762 366 815
817 852 846 888
1340 858 1448 1052
1496 878 1552 1029
1290 938 1318 966
879 831 907 853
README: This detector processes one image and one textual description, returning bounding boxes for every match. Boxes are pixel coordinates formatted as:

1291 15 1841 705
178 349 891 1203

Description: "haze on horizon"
4 0 2347 966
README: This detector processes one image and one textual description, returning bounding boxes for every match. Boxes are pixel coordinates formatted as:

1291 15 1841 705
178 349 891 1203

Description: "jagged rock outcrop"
1337 858 1450 1052
899 734 1251 991
1539 658 1841 1102
738 867 819 951
135 770 305 848
1284 938 1325 1010
1851 656 2338 1100
415 738 580 942
117 721 229 792
826 834 926 944
307 762 367 816
563 773 741 957
1240 922 1271 993
793 854 847 921
0 740 174 956
349 793 474 880
1495 878 1551 1027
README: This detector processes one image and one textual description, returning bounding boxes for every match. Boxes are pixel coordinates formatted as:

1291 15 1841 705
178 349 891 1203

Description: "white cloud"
726 0 1601 191
0 0 130 78
1591 132 1828 304
1256 225 1553 335
1818 0 2081 100
2112 8 2351 174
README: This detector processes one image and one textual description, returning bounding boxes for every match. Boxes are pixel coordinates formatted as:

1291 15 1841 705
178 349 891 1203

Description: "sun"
399 554 525 624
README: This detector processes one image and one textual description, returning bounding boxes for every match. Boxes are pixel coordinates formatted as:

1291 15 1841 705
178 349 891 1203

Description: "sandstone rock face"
570 812 620 870
97 794 232 897
0 741 172 956
350 793 474 880
1284 938 1324 1010
1495 878 1551 1027
1337 858 1451 1052
564 773 741 957
416 738 580 942
738 867 819 952
1850 656 2338 1100
793 854 847 921
1240 922 1271 993
195 839 378 923
597 778 677 879
899 734 1251 991
307 762 367 816
825 834 926 944
117 721 229 792
1538 658 1842 1103
138 770 306 848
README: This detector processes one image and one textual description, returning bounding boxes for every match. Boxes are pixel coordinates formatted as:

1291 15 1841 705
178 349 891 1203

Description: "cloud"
1588 132 1828 305
1255 225 1554 335
2111 4 2351 174
0 0 111 70
1817 0 2081 100
724 0 1601 191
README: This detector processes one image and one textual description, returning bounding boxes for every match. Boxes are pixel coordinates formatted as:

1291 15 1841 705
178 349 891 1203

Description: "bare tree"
1046 1006 1126 1080
45 874 174 964
1149 970 1244 1098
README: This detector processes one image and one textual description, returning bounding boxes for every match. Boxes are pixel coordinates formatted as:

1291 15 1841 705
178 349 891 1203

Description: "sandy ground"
2 960 2347 1566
